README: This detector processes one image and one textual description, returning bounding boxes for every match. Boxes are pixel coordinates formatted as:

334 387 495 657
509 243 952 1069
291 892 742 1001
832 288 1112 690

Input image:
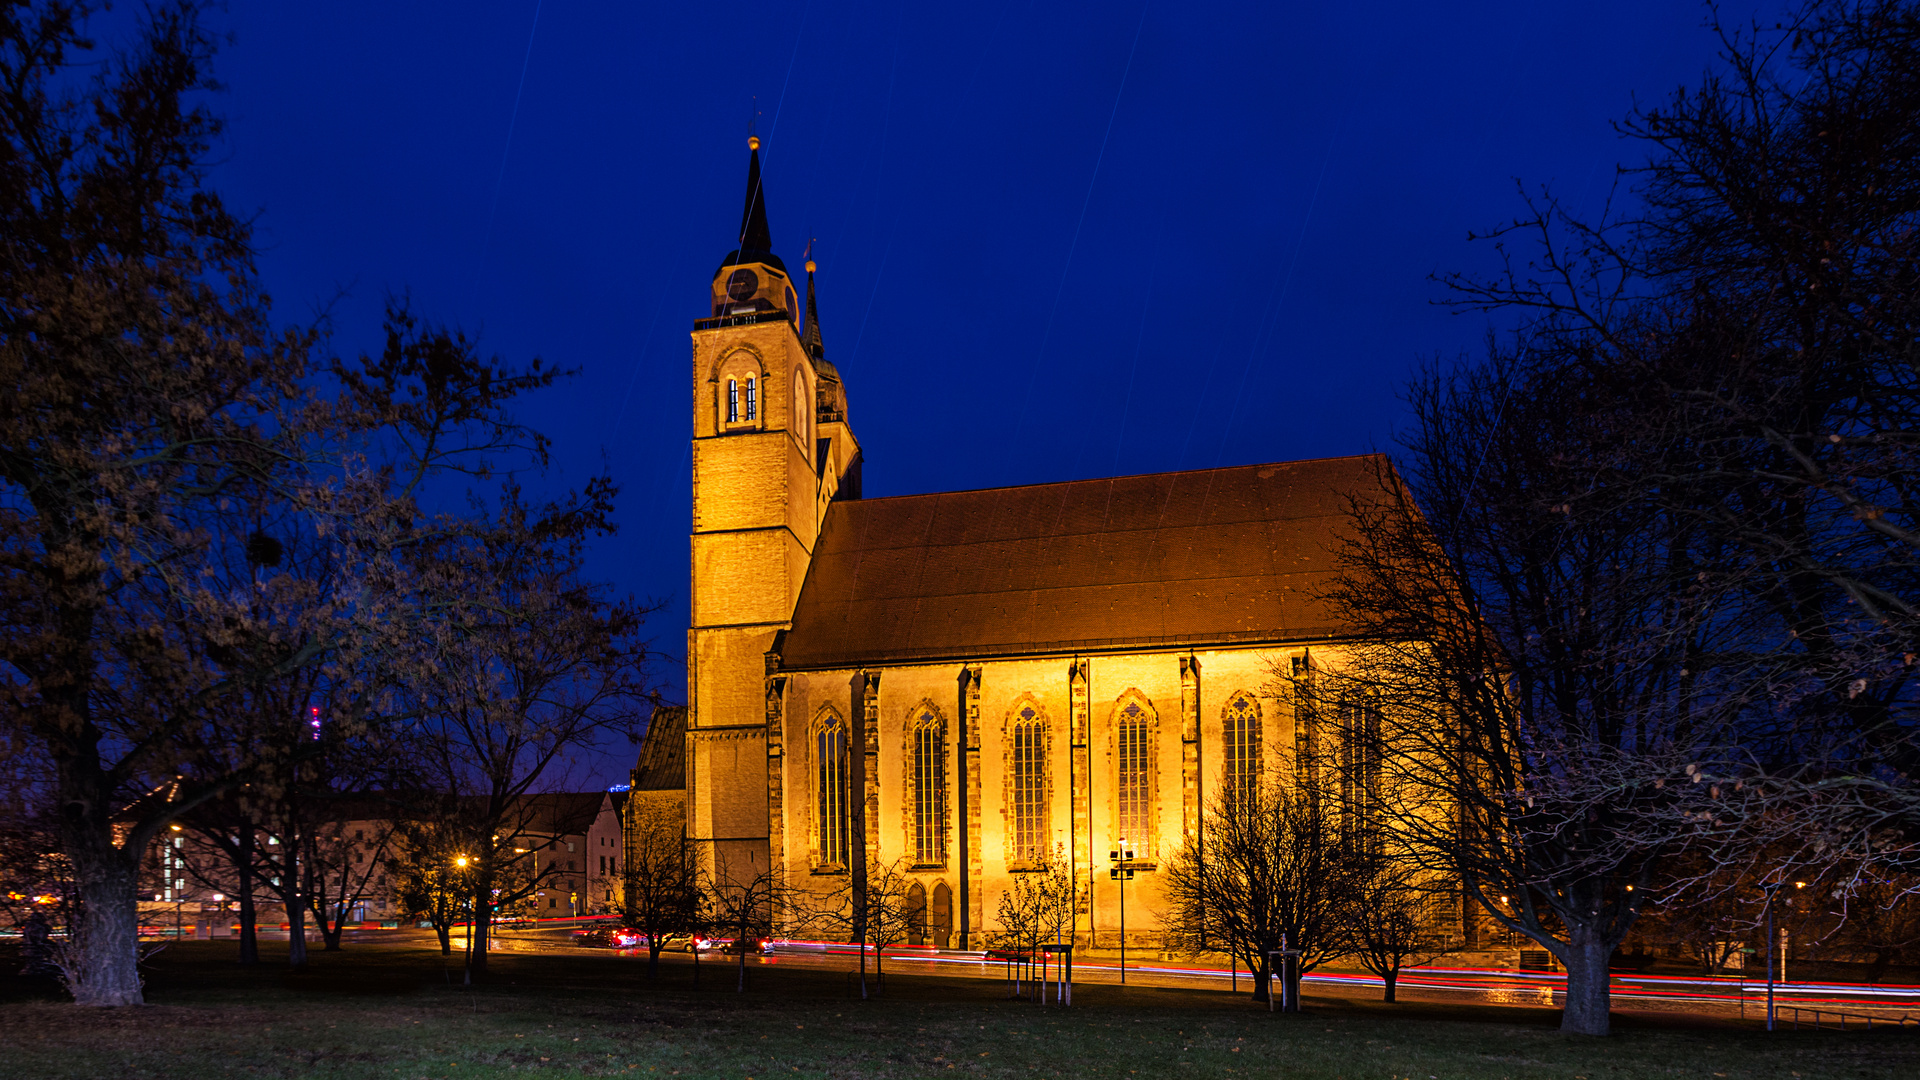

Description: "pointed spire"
738 135 772 254
801 240 824 359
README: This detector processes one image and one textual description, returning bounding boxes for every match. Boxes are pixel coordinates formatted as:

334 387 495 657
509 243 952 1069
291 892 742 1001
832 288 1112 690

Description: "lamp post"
1761 879 1805 1031
454 855 472 986
1108 840 1134 986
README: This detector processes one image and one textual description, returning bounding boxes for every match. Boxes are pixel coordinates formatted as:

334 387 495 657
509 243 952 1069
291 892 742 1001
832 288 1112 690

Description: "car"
576 927 655 949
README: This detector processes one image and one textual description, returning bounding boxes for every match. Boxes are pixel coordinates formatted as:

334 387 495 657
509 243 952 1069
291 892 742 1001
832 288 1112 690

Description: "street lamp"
454 854 473 986
1760 878 1804 1031
1108 840 1135 986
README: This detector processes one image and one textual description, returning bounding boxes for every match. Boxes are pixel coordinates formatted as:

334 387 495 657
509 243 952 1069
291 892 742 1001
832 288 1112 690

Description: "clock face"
726 268 759 303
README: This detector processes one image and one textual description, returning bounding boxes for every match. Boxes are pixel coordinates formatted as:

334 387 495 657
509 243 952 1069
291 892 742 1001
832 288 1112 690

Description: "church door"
906 882 928 947
930 882 952 949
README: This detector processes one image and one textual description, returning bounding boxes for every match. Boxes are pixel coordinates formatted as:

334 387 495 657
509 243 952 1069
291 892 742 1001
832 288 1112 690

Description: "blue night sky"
201 1 1767 786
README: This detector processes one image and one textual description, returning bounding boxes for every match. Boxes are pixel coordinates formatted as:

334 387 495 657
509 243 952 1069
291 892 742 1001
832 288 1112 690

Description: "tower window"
816 712 851 867
1223 691 1262 801
744 377 757 421
727 379 739 423
1116 700 1152 844
910 708 947 865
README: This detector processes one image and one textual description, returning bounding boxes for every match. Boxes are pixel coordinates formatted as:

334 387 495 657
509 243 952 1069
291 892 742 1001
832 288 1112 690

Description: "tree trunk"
736 941 747 992
1558 926 1613 1036
286 894 308 968
236 826 258 966
1250 954 1271 1003
1382 969 1398 1003
435 921 452 955
469 876 492 973
646 941 661 979
66 845 145 1006
317 909 343 950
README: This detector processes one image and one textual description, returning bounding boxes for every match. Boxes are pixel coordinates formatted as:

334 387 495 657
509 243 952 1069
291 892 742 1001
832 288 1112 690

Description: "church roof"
631 706 687 791
780 454 1391 670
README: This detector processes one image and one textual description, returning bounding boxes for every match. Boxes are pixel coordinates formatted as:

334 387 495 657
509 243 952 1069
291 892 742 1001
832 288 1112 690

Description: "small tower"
685 138 860 883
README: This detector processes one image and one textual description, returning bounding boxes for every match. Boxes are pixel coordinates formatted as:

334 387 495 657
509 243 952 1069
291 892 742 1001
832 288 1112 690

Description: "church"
645 137 1404 953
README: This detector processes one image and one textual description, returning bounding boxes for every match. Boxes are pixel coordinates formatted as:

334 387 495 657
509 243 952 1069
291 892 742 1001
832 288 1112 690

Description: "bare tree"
987 851 1075 1002
619 798 698 980
813 858 923 998
1163 778 1355 1005
703 855 786 993
0 0 562 1002
1342 858 1458 1003
389 818 477 956
401 479 659 974
1428 0 1920 936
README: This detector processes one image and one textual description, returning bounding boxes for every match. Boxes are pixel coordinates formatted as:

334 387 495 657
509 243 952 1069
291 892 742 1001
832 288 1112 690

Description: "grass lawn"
0 942 1914 1079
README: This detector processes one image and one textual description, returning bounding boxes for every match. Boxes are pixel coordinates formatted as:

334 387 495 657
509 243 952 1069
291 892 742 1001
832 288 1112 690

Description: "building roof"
508 792 609 837
779 455 1391 670
631 706 687 791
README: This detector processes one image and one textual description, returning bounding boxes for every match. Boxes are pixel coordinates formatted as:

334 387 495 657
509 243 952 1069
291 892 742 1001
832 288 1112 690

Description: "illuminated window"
1010 705 1048 862
910 708 947 865
1116 701 1152 842
1222 691 1262 800
816 712 851 867
744 376 757 420
1339 695 1383 847
792 369 810 446
727 379 739 422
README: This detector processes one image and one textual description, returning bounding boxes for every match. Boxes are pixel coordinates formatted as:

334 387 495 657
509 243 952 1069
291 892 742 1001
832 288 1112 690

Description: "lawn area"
0 942 1914 1079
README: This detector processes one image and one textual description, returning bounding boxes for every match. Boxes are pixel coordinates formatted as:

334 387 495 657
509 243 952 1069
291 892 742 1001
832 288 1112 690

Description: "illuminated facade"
682 138 1400 950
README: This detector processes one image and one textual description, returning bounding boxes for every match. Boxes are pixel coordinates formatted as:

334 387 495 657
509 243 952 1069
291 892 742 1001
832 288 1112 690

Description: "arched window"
1115 698 1154 845
1222 691 1262 800
1008 703 1049 863
792 369 810 447
815 710 851 867
743 376 757 420
727 379 739 423
1338 694 1382 849
909 706 947 866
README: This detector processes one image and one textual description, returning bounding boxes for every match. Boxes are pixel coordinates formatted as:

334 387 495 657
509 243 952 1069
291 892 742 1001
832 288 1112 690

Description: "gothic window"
1112 693 1157 852
1338 694 1383 849
815 710 851 868
1007 702 1049 864
744 376 757 420
727 379 739 423
1222 691 1262 800
792 369 810 447
908 705 947 866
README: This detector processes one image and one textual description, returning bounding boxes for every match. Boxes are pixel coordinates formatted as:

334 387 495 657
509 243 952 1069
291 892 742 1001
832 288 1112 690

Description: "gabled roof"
632 706 687 791
780 455 1390 670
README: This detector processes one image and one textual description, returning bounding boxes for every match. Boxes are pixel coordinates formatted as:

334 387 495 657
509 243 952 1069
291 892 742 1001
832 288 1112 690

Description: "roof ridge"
842 452 1387 505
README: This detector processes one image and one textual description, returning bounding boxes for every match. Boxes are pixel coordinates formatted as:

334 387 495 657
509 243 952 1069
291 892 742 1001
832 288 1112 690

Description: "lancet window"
1008 703 1049 864
1337 694 1383 849
727 379 739 423
743 375 757 420
815 710 851 868
1116 699 1153 844
1222 691 1262 801
909 706 947 866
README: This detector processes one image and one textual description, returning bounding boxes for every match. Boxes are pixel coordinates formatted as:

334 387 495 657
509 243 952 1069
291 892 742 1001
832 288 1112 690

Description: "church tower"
686 137 861 882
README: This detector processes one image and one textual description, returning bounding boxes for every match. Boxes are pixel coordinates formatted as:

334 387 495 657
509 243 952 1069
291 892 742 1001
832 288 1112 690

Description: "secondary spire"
802 240 825 359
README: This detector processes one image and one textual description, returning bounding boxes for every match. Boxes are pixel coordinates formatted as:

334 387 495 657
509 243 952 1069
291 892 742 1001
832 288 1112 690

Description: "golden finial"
804 236 816 274
748 135 760 151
